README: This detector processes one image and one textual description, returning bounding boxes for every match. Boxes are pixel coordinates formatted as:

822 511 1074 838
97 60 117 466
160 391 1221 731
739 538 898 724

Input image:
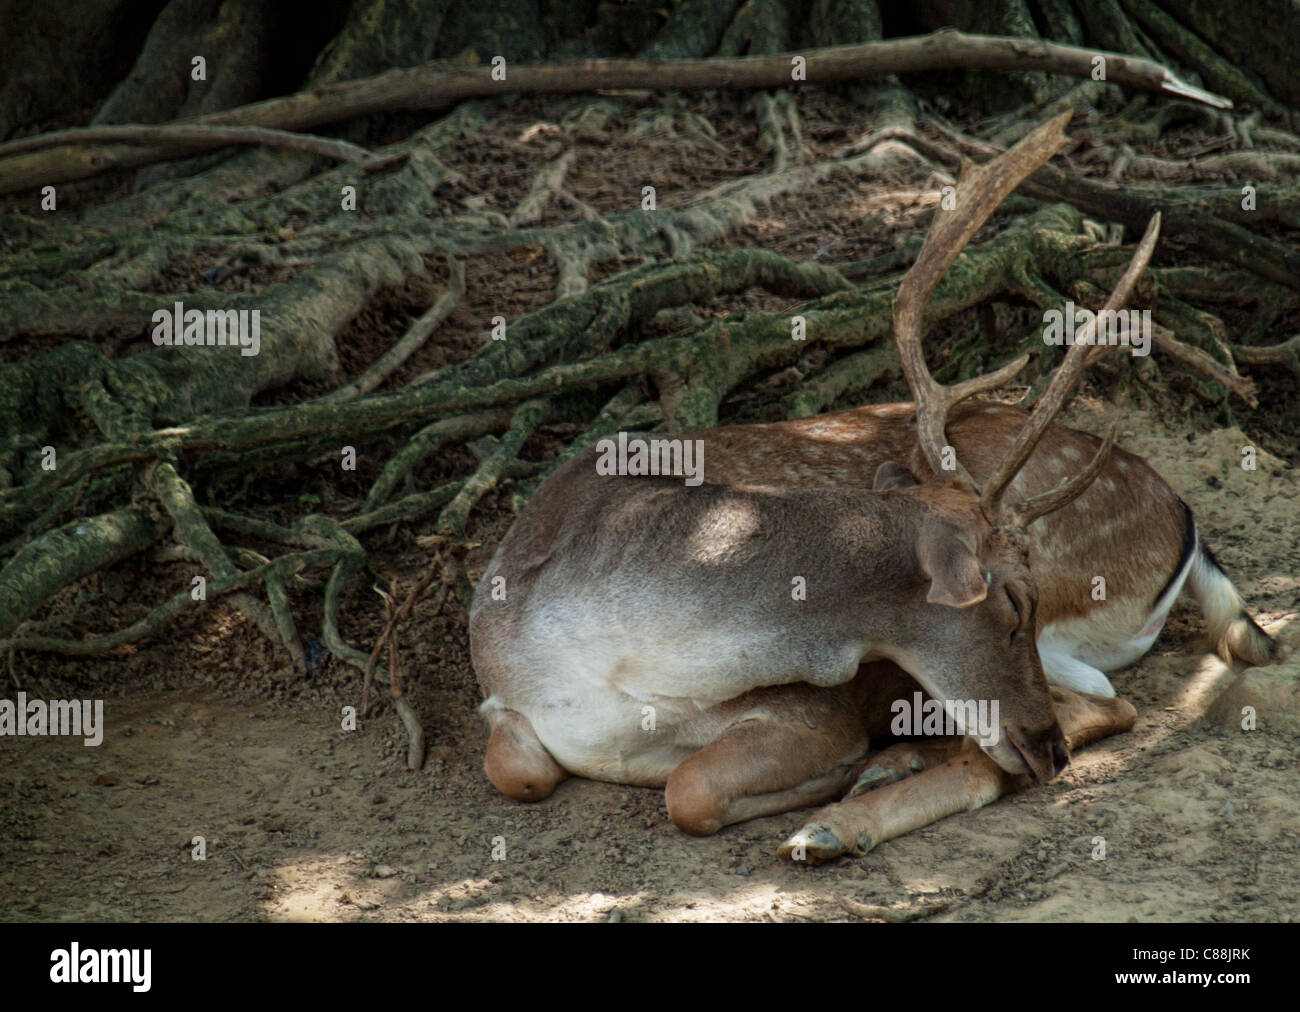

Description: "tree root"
319 256 466 403
508 149 576 227
147 458 293 666
1119 0 1282 113
783 346 900 419
435 399 549 538
1 546 341 654
1233 335 1300 378
1153 324 1257 404
6 184 1292 697
926 119 1300 291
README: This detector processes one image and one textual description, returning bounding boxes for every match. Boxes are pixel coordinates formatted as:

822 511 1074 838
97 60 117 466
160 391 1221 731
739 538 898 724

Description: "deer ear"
872 461 919 490
917 526 988 608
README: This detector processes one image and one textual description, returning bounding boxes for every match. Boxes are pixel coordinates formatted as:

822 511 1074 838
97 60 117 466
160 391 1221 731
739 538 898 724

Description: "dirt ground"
2 93 1298 922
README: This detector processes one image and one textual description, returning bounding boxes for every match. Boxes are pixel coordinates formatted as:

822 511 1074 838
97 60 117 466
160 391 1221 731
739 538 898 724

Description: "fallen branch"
0 32 1229 194
0 123 403 168
838 896 953 922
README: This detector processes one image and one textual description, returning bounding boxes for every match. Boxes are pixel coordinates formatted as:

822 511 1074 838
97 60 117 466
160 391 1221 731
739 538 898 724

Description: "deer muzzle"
994 721 1070 783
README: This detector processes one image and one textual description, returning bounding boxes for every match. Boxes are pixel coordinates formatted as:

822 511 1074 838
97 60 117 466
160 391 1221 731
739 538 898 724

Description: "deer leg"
779 690 1137 862
664 689 870 836
847 738 964 797
781 739 1018 862
1050 687 1138 750
1038 640 1117 697
483 706 569 802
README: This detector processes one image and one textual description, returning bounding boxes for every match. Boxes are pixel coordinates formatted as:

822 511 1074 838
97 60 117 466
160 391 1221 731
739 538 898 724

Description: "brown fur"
671 400 1188 630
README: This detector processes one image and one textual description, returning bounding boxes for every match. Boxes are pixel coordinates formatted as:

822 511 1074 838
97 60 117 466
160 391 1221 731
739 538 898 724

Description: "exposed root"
508 149 576 227
319 256 466 403
435 399 549 538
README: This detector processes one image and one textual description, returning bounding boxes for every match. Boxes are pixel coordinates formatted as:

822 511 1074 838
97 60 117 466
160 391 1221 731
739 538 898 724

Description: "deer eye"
1004 581 1034 638
1005 586 1023 638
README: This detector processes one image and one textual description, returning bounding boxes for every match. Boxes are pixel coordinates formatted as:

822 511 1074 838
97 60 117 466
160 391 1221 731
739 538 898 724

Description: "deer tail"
1184 512 1276 667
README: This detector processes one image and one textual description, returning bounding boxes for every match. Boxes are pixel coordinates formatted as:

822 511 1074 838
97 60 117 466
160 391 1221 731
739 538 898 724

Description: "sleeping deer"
468 114 1273 861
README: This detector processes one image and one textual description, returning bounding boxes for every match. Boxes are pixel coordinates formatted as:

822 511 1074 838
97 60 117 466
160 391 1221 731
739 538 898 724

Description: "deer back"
664 400 1188 629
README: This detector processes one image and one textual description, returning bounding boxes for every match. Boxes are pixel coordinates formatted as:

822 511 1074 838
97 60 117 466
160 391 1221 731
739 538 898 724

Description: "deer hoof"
847 766 904 798
779 822 849 863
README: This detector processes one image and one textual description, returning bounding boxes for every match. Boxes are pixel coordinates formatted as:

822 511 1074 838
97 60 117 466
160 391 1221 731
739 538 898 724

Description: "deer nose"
1032 721 1070 780
1050 726 1070 777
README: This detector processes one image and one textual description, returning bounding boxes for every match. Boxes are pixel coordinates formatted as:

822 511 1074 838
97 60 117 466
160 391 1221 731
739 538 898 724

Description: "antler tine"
981 213 1162 526
1012 420 1118 528
892 112 1072 485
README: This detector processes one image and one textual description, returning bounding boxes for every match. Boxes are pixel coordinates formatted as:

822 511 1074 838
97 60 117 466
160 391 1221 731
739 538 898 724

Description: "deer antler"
981 213 1161 527
892 112 1070 488
891 110 1162 528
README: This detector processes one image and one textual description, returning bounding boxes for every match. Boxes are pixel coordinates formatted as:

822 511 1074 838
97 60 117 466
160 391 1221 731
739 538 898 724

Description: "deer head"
886 111 1161 780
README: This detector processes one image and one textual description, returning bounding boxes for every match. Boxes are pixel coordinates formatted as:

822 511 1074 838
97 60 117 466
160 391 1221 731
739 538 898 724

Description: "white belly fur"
498 597 866 784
